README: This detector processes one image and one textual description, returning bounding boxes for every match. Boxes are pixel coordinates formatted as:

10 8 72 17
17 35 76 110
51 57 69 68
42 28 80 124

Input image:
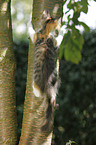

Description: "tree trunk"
19 0 63 145
0 0 17 144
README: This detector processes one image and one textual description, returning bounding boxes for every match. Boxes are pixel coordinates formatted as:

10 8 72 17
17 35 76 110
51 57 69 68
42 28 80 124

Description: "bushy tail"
41 93 55 132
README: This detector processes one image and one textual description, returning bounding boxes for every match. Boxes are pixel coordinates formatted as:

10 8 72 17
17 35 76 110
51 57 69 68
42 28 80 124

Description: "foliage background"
53 31 96 145
11 0 96 144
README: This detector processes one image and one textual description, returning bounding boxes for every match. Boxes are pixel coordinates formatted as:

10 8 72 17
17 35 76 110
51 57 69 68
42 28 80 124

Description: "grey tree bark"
0 0 17 144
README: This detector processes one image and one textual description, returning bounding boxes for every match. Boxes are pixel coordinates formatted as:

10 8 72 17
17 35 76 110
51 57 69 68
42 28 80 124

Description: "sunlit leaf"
72 29 84 50
64 29 84 64
64 37 82 64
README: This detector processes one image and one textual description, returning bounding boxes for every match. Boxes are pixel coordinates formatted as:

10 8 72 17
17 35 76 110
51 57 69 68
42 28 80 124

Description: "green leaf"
64 29 84 64
59 31 71 59
81 0 88 14
72 29 84 50
79 21 90 32
59 28 84 64
64 37 82 64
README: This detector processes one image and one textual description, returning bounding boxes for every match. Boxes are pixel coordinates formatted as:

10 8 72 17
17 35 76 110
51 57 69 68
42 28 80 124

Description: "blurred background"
11 0 96 144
